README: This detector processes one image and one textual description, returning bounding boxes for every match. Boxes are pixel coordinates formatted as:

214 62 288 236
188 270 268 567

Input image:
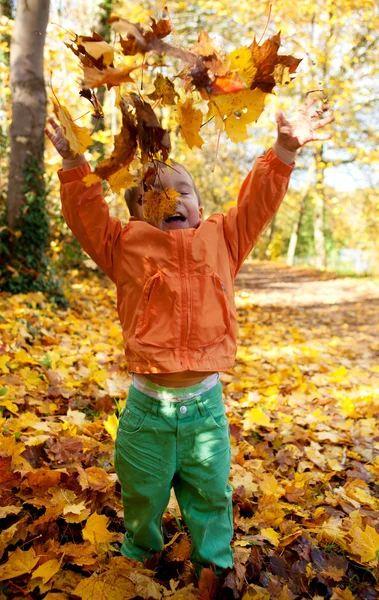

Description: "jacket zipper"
179 231 190 368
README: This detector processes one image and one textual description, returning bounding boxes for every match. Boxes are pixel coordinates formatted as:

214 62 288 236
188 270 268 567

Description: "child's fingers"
47 117 60 131
312 115 334 130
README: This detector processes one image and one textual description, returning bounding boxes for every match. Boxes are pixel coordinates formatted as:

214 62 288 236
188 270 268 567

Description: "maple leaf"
65 32 114 69
177 98 204 149
82 512 118 546
198 567 218 600
227 46 258 88
53 103 93 156
260 527 281 547
81 64 142 90
143 188 179 225
148 73 178 105
31 556 63 585
94 98 138 180
348 523 379 563
0 546 39 582
249 32 302 93
110 12 172 56
208 89 267 143
128 92 171 162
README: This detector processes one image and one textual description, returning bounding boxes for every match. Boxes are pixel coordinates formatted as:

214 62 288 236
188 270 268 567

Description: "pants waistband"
131 373 220 402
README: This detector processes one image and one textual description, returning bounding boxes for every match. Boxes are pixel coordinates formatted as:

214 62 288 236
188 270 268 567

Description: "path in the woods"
235 260 379 308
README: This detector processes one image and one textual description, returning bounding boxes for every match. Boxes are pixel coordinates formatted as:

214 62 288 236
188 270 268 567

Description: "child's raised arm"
223 97 333 275
45 118 123 283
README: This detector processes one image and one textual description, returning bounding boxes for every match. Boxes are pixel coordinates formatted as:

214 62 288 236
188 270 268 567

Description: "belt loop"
196 396 206 416
151 400 159 419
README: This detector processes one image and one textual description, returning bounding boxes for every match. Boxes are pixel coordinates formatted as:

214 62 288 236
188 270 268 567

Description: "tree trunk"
7 0 49 229
286 160 315 266
313 146 327 269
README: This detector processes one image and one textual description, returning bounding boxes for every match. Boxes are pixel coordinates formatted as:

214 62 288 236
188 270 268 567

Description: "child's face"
142 164 204 231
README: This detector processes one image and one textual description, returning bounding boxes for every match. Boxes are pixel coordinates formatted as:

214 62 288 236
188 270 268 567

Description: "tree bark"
7 0 49 229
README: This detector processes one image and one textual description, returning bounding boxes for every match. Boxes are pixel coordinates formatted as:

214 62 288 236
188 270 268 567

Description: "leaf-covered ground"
0 262 378 600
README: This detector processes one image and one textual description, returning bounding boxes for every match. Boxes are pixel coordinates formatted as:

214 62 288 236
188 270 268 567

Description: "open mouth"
164 213 186 223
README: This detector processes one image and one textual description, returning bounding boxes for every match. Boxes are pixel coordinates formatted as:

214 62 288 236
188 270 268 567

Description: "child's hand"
276 96 334 153
44 117 77 160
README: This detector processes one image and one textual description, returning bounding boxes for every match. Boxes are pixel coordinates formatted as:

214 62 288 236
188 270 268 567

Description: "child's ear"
199 206 204 220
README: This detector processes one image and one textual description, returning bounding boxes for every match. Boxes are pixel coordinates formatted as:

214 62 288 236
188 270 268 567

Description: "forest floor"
0 262 378 600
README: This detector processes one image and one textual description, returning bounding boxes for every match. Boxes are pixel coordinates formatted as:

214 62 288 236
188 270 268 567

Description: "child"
45 97 332 576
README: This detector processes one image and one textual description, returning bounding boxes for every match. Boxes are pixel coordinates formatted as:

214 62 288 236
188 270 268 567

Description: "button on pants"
114 382 234 573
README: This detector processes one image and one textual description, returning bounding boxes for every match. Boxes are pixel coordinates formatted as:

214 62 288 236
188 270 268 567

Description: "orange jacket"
59 149 294 373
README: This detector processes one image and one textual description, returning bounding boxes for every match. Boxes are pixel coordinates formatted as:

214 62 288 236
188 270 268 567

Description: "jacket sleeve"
224 148 294 276
58 162 123 283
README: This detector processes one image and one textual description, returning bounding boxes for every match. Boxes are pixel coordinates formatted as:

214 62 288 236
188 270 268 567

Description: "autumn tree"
269 0 379 268
0 0 53 295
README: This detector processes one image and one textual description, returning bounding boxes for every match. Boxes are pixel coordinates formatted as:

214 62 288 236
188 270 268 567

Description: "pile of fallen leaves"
0 267 378 599
52 10 301 221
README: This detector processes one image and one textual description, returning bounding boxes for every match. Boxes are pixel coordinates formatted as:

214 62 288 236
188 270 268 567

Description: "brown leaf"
94 98 137 180
167 533 191 561
198 567 218 600
249 32 302 93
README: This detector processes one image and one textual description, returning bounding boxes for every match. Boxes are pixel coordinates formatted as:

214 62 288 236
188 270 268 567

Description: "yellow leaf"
82 513 117 546
260 527 281 547
0 547 39 582
148 73 178 106
53 103 93 155
243 407 271 429
31 557 62 584
176 98 204 149
108 166 136 193
83 173 101 187
208 89 266 142
104 413 119 441
0 355 10 373
349 524 379 563
79 40 114 65
0 398 18 415
272 64 291 85
227 47 257 87
331 588 357 600
259 474 283 497
143 188 179 225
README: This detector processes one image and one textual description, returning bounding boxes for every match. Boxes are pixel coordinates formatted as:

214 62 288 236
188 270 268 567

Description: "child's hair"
124 160 202 216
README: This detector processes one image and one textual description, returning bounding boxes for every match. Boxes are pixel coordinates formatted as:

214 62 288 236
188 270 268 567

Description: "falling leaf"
82 64 143 90
143 188 179 225
176 98 204 149
227 46 258 87
53 103 92 156
148 73 178 105
207 90 259 142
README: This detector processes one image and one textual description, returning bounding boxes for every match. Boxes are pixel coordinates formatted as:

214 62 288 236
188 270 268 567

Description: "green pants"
114 381 234 573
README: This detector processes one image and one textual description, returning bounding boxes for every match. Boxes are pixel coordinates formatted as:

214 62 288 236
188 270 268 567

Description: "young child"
45 98 332 576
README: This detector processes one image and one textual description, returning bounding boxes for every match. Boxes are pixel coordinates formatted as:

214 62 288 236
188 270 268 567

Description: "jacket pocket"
135 272 181 348
188 274 231 348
